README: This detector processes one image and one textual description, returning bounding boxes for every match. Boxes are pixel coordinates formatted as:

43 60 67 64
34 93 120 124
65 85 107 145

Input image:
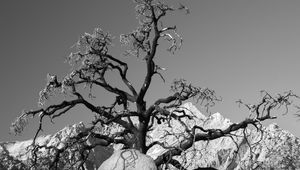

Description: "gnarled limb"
153 91 299 167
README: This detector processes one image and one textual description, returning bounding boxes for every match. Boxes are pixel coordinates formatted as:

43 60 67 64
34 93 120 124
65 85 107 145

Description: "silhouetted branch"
10 0 300 169
154 91 299 167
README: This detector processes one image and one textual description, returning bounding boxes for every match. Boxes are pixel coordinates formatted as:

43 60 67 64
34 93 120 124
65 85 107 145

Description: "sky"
1 0 300 142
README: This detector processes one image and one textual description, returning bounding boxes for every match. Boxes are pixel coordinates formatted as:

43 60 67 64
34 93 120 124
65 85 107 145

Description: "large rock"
147 102 300 169
0 122 113 169
1 102 300 169
98 149 157 170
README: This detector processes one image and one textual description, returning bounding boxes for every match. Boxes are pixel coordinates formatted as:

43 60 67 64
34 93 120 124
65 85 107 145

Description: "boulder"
98 149 157 170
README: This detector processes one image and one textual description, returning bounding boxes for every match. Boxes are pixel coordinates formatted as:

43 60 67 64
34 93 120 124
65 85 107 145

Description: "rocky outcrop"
1 102 300 170
0 122 113 169
147 102 300 169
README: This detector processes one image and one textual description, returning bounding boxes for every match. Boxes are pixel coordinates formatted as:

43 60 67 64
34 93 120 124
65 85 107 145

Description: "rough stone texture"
1 103 300 169
98 149 157 170
0 122 113 169
147 102 300 169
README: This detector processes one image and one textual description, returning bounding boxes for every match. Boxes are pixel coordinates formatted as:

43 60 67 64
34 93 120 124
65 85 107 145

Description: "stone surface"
147 102 300 169
98 149 157 170
1 102 300 169
0 122 113 169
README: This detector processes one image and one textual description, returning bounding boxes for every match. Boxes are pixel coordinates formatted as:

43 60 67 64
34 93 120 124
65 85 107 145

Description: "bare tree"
10 0 299 169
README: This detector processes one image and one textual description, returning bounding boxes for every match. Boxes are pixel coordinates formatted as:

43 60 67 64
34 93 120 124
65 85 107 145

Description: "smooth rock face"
98 149 157 170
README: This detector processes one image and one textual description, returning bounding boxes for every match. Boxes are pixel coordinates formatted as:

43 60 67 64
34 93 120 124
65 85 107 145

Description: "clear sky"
1 0 300 142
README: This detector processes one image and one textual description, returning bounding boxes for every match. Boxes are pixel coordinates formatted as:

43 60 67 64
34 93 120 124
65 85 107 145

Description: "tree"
10 0 299 169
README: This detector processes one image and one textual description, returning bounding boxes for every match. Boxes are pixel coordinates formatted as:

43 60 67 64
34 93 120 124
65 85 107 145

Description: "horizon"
1 0 300 142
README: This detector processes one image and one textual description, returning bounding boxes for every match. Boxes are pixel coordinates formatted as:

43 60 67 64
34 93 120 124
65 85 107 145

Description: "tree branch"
154 91 298 167
137 5 159 104
103 54 138 97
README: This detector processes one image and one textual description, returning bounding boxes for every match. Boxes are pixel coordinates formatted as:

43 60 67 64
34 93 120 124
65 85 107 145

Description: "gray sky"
1 0 300 142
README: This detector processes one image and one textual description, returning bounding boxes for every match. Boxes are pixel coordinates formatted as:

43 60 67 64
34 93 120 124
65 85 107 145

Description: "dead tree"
10 0 299 169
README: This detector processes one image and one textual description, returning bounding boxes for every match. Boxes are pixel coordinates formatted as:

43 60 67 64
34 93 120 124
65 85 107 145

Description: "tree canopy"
11 0 300 169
